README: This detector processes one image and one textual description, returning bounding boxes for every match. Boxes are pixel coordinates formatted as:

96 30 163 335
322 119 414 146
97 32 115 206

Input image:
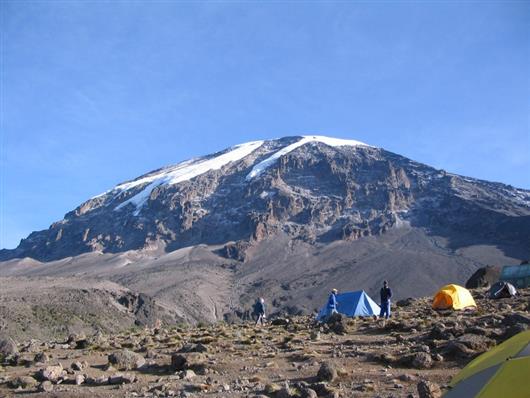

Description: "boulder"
171 353 187 371
325 313 347 335
465 266 501 288
412 352 433 369
275 387 294 398
38 364 66 383
417 380 442 398
179 343 208 353
502 323 528 339
108 349 145 370
310 382 339 398
67 332 86 343
34 352 50 364
180 369 196 381
71 361 83 371
502 313 530 327
75 374 85 385
85 375 108 385
0 337 18 358
442 341 476 359
456 334 495 353
108 373 136 384
300 388 318 398
396 297 415 307
271 318 290 326
9 375 38 389
38 380 54 392
170 352 206 373
88 331 109 348
398 373 417 382
428 324 452 340
317 361 337 382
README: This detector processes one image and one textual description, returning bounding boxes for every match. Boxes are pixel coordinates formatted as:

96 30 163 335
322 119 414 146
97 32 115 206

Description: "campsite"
2 1 529 397
1 283 529 397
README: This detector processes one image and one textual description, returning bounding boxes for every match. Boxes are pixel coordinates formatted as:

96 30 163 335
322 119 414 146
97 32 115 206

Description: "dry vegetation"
0 288 528 398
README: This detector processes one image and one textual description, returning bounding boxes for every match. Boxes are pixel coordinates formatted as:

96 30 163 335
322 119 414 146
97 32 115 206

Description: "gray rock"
108 372 136 384
34 352 49 364
182 369 196 381
300 387 318 398
275 387 293 398
325 313 347 335
456 334 494 352
271 318 290 326
0 337 18 358
71 361 83 371
93 375 109 385
179 343 208 353
417 380 442 398
38 364 66 383
67 332 87 344
317 361 337 382
170 352 206 372
398 373 417 382
171 353 188 371
9 375 38 389
412 352 433 369
38 380 54 392
108 349 145 370
503 323 528 339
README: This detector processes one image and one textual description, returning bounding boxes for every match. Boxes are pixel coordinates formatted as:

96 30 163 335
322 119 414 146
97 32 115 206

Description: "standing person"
326 288 339 319
379 281 392 319
255 297 266 326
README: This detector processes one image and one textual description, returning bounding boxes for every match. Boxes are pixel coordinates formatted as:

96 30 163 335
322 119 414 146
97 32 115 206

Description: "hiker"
379 280 392 319
326 288 339 318
255 297 266 326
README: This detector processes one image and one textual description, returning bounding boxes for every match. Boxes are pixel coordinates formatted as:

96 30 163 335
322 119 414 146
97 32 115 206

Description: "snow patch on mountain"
246 135 369 180
114 140 264 214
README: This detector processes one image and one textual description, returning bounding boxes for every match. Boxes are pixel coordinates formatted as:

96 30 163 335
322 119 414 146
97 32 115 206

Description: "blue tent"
317 290 381 320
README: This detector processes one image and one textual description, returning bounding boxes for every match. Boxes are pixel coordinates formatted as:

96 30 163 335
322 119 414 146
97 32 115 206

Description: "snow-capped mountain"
2 135 529 263
1 135 529 324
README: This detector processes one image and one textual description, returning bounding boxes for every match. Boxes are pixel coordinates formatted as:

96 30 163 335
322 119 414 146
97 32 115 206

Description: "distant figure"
379 281 392 319
255 297 266 326
326 288 339 318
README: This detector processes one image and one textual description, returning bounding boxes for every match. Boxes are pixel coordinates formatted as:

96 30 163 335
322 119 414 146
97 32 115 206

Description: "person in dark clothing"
255 297 266 326
379 281 392 319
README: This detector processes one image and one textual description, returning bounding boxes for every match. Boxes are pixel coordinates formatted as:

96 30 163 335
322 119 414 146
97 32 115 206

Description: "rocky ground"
0 288 528 398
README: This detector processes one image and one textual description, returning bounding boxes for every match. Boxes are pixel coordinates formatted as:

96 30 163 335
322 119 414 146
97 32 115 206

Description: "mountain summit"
1 135 529 323
2 135 528 263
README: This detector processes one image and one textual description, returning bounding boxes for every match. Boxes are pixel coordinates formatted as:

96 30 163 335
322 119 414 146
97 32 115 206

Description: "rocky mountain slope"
1 135 529 327
0 288 528 398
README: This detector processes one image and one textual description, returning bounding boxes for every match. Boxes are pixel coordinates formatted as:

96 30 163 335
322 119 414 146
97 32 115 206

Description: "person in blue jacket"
327 288 339 318
379 280 392 319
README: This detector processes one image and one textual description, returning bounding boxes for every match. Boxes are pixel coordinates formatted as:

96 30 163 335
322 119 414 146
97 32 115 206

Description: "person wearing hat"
379 281 392 319
255 297 266 326
327 288 339 318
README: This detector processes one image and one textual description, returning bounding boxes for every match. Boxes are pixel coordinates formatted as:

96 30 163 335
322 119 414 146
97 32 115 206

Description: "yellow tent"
444 330 530 397
432 284 477 310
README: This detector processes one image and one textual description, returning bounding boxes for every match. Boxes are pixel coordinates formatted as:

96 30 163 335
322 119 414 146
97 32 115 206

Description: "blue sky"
1 1 529 249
